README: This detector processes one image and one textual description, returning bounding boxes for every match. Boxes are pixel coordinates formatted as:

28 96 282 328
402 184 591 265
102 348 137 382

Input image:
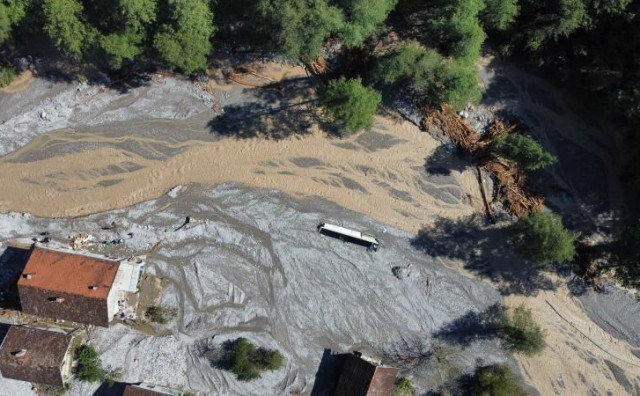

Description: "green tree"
374 42 482 110
42 0 90 58
502 306 545 355
154 0 214 74
509 211 577 266
99 0 157 69
424 0 486 65
474 364 528 396
0 0 27 44
257 0 343 59
492 133 556 170
441 61 483 110
518 0 590 50
320 76 381 135
374 42 443 90
337 0 397 48
226 338 284 381
482 0 519 30
74 345 105 382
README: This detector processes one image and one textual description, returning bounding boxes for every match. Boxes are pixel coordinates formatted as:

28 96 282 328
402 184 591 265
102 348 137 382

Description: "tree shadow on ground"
411 215 557 295
432 303 506 347
0 246 32 310
30 58 151 94
424 145 470 176
310 349 349 396
207 77 341 140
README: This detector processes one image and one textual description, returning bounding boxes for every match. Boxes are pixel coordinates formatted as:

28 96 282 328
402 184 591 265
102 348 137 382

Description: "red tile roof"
18 247 119 299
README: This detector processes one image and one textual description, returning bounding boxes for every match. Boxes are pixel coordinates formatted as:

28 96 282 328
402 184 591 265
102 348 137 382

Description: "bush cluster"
74 345 105 382
225 338 284 381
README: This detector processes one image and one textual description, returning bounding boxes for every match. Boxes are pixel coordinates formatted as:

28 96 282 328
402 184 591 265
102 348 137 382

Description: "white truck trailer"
317 223 380 251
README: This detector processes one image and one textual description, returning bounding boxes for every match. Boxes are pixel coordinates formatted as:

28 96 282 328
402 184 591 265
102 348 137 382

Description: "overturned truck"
317 223 380 252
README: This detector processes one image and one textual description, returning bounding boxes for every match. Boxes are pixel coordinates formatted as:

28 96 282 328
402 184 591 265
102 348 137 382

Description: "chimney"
12 349 27 358
23 274 33 280
89 285 99 291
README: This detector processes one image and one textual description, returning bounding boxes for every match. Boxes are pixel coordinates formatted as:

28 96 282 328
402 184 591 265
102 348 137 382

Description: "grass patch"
36 384 70 396
392 377 414 396
0 65 17 88
145 305 177 324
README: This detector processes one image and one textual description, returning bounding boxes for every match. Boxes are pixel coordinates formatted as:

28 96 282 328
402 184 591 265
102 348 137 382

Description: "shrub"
502 306 545 355
492 134 556 170
0 65 17 88
509 211 577 267
319 76 381 136
146 305 177 324
74 345 105 382
226 338 284 381
392 377 414 396
474 364 527 396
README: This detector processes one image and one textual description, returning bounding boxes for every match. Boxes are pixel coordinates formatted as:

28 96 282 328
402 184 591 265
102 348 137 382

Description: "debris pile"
422 107 544 218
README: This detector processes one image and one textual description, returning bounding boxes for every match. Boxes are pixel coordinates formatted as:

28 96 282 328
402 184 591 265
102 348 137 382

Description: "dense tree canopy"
257 0 343 60
154 0 214 74
0 0 26 44
374 42 482 110
257 0 397 59
422 0 486 65
42 0 89 58
481 0 518 31
98 0 157 69
337 0 397 48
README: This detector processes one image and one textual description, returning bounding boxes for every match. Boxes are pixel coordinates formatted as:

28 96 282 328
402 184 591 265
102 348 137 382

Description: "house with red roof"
17 247 143 327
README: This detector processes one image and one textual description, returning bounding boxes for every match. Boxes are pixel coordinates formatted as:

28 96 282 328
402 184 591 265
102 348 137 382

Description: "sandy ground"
0 63 480 232
0 185 506 396
0 58 639 395
0 116 479 232
0 70 35 94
